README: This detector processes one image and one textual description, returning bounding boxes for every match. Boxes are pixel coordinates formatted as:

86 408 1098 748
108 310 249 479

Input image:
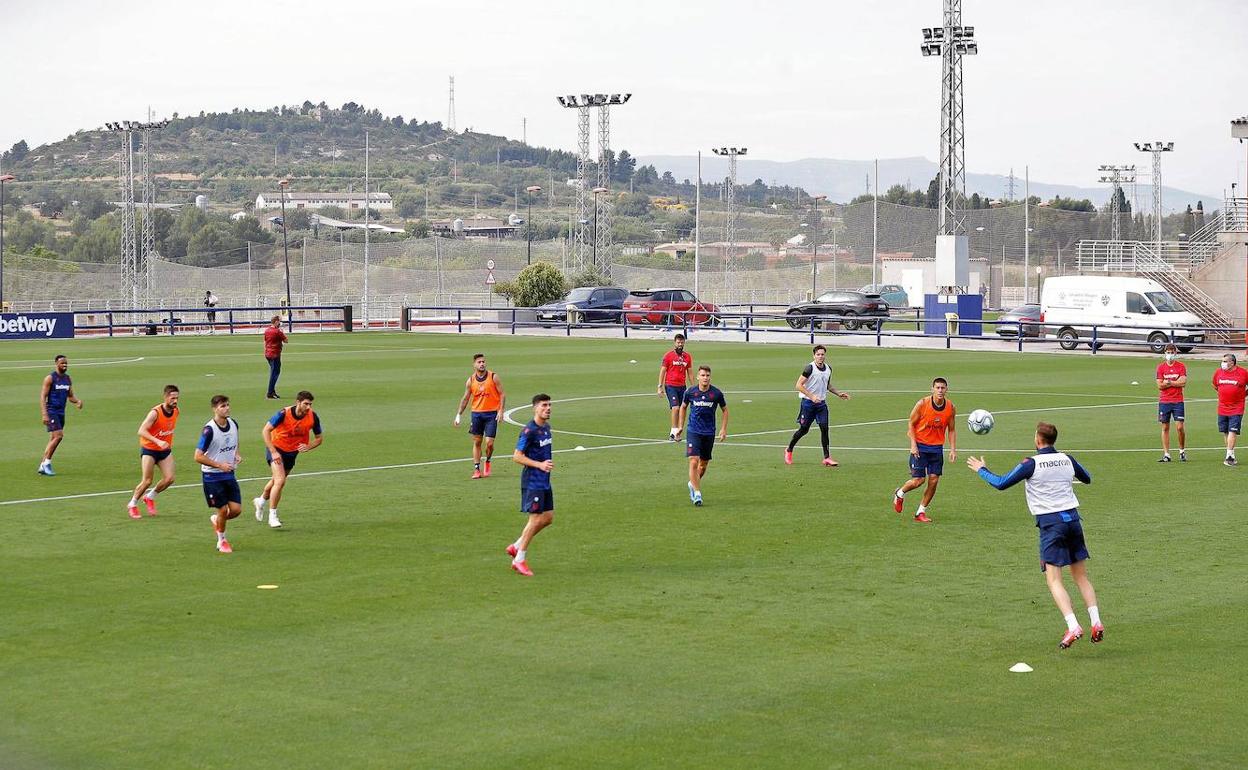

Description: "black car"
995 303 1042 338
536 286 629 325
785 290 890 330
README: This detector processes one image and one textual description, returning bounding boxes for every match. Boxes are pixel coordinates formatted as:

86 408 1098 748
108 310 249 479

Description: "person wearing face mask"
1212 353 1248 466
1155 343 1187 462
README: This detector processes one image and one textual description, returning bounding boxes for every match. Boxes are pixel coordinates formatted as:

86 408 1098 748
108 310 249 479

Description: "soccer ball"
967 409 994 435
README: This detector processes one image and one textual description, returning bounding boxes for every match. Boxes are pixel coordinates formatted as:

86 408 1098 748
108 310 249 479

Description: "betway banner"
0 312 75 340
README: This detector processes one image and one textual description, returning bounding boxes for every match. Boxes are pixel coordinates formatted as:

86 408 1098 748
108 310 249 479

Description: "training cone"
1009 662 1033 673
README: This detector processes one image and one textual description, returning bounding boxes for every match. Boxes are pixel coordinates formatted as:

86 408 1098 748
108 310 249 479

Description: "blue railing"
71 304 353 336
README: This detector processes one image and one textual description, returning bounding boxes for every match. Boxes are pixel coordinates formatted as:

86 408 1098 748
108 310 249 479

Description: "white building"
254 191 393 211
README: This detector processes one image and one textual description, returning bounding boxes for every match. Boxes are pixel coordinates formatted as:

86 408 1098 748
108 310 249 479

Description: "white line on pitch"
0 357 145 371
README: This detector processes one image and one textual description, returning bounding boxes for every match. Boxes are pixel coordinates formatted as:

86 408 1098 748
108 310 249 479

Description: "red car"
623 288 720 326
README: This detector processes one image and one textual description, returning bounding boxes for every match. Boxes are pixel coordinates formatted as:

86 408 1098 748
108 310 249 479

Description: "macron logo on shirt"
539 437 552 447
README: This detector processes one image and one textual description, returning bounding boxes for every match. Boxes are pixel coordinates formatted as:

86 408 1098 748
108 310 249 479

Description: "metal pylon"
140 127 157 305
934 0 974 236
118 131 139 307
575 104 591 271
595 103 613 276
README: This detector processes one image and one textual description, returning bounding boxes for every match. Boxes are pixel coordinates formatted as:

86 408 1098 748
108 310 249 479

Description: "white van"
1040 276 1205 352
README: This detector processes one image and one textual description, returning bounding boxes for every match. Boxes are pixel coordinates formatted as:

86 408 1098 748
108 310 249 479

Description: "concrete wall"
1192 234 1248 326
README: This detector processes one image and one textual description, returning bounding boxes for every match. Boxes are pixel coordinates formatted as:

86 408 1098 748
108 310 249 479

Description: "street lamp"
525 185 542 265
278 179 292 330
591 186 608 269
0 173 14 310
811 194 827 296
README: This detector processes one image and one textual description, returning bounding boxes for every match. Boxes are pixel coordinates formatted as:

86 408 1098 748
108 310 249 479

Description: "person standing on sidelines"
38 354 82 476
892 377 956 523
678 365 729 507
1212 353 1248 466
658 333 692 441
454 353 506 479
195 395 242 554
508 394 555 577
128 385 180 519
204 290 219 334
784 344 850 467
264 315 288 399
254 390 323 528
967 422 1104 650
1155 342 1187 462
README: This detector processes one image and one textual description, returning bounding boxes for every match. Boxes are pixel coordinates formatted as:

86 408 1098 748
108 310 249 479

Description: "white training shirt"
199 417 239 476
801 361 831 401
1024 451 1081 516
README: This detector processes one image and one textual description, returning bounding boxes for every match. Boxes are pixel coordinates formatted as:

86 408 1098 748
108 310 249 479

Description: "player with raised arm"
194 395 242 554
508 394 555 577
38 355 82 476
253 390 323 528
454 353 506 479
1155 342 1187 462
784 344 850 467
678 365 728 506
658 333 692 441
127 385 180 519
967 422 1104 649
892 377 956 523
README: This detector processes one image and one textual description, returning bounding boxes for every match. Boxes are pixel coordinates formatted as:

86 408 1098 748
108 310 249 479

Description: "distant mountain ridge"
636 154 1221 212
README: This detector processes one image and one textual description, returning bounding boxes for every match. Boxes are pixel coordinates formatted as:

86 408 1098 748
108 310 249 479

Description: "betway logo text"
1 316 58 336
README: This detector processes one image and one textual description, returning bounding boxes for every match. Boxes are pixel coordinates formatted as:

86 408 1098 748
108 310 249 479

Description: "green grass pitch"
1 332 1244 768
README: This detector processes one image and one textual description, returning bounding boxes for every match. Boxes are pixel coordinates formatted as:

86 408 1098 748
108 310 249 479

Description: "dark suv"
536 286 629 325
785 290 890 330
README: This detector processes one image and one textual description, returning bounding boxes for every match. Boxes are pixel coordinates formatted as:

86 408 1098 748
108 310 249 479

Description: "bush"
510 261 568 307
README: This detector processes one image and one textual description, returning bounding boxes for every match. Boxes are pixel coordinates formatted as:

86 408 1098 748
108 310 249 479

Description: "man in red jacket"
1212 352 1248 466
264 315 288 400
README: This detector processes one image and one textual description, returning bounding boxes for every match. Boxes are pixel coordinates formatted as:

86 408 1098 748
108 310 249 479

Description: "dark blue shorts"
140 447 172 463
203 478 242 509
1158 402 1185 423
521 487 554 514
265 448 299 472
46 411 65 433
665 385 685 409
687 432 715 461
1036 512 1089 570
469 411 498 438
1218 414 1242 434
797 399 829 427
910 449 944 478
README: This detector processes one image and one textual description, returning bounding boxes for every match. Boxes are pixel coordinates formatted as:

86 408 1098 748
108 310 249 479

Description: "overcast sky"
3 0 1246 195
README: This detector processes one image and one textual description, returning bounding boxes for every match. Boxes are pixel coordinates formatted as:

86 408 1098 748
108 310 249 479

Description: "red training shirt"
1156 361 1187 404
661 349 692 387
264 326 288 359
1212 366 1248 416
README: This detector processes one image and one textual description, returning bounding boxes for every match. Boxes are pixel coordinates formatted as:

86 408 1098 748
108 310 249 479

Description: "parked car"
995 303 1042 338
1040 276 1204 353
623 288 720 326
785 290 890 330
859 283 910 308
535 286 629 325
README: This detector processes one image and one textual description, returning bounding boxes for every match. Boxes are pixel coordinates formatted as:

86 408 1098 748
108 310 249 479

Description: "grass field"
1 332 1244 769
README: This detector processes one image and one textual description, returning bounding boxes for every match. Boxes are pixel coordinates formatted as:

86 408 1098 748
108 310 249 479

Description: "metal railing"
68 304 353 336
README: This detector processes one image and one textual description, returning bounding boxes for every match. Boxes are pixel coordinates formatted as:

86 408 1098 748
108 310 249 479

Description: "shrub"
511 261 568 307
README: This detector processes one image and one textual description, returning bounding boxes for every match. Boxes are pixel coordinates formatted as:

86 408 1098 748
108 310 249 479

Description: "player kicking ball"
967 421 1105 649
508 394 555 576
677 365 728 506
194 395 242 554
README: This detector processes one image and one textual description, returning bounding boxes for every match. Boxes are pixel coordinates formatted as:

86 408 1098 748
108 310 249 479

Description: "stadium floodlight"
923 28 934 40
1135 141 1174 255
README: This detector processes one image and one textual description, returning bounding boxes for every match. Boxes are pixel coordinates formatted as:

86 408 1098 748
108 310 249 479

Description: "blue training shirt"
683 385 727 436
516 419 553 490
46 371 71 411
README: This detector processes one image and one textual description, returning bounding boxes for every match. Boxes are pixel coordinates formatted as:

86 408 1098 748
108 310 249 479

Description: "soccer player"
508 393 555 577
264 315 288 399
784 344 851 467
194 395 242 554
128 385 180 519
1212 352 1248 466
658 332 692 440
678 365 728 506
1156 342 1187 462
892 377 957 523
38 354 82 476
454 353 506 479
253 390 323 528
967 422 1104 649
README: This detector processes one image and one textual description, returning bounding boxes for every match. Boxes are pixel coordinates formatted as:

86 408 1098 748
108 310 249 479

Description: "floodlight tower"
921 1 977 292
1097 164 1136 243
557 95 594 271
1134 141 1174 255
713 147 747 296
139 120 170 305
106 121 140 307
593 93 630 276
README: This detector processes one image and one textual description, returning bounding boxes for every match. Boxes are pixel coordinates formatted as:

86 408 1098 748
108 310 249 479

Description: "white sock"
128 497 138 508
145 489 158 500
1088 606 1101 626
1064 613 1080 632
513 539 523 550
1230 449 1237 459
217 530 226 542
269 508 278 518
40 459 50 467
514 549 527 563
1162 452 1170 458
895 489 904 500
917 504 927 514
